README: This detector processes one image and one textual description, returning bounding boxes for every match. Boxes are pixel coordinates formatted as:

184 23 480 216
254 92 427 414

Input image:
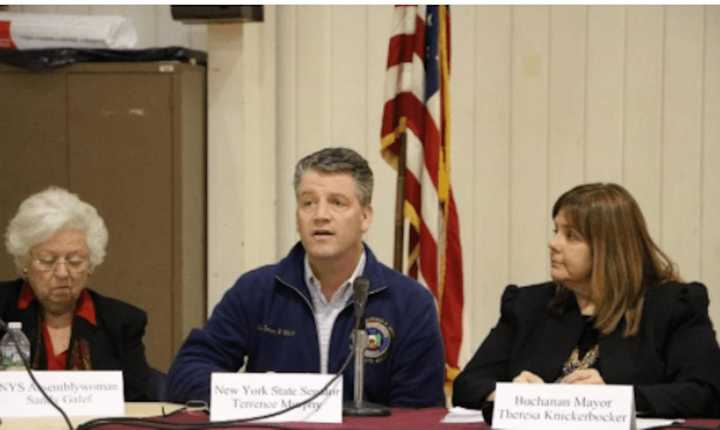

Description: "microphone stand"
342 278 390 417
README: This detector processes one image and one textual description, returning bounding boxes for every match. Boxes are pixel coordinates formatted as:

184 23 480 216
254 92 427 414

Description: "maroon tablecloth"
79 408 720 430
81 407 485 429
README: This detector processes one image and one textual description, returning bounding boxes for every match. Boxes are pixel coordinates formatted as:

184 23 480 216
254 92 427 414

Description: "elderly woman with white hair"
0 186 153 401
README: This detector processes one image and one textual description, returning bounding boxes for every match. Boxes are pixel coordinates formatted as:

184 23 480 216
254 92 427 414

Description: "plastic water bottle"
1 322 31 370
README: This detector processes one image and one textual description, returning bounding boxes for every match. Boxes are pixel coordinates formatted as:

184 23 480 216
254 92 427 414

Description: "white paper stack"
441 406 486 424
0 12 137 49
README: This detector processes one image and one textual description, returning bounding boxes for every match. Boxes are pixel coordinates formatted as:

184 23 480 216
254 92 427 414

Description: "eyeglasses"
30 254 90 275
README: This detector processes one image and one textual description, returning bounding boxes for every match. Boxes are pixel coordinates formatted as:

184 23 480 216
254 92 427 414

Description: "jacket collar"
17 282 97 326
275 242 388 301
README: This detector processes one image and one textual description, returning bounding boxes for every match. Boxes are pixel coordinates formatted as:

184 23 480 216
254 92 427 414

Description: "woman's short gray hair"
5 187 109 273
293 147 374 206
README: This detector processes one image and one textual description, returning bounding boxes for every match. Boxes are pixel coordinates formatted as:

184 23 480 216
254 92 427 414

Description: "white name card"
493 382 636 430
0 371 124 417
210 373 342 423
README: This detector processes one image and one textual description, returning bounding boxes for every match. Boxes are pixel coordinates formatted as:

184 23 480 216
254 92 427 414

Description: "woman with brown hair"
453 183 720 418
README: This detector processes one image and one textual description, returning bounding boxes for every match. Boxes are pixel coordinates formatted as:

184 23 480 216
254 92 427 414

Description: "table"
3 404 484 430
4 404 720 430
0 403 177 430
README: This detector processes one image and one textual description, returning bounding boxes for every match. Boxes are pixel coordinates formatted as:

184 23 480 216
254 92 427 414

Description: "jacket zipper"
275 276 386 373
276 277 324 371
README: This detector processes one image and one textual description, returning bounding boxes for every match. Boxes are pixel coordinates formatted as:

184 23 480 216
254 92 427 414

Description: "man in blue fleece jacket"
167 147 445 407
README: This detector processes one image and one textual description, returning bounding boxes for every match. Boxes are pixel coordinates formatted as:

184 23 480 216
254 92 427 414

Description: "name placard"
0 371 124 417
210 373 342 423
493 382 636 430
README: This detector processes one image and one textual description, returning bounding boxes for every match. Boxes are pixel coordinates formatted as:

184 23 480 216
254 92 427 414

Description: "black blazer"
453 281 720 418
0 278 153 401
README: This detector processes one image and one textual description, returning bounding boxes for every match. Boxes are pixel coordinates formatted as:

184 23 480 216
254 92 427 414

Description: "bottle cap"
7 322 22 330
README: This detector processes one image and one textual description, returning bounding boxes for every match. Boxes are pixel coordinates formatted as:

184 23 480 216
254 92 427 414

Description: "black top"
0 278 153 401
453 281 720 418
577 315 599 360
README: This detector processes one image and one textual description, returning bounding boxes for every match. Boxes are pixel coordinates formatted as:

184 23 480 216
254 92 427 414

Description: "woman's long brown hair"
552 183 678 336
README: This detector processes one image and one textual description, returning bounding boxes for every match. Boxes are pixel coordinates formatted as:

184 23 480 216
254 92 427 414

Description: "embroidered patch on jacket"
364 317 394 363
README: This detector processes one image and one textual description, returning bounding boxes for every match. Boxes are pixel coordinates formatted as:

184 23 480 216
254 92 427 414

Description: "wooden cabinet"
0 61 206 371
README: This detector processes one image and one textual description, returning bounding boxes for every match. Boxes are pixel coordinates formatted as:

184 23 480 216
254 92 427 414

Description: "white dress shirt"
304 251 366 374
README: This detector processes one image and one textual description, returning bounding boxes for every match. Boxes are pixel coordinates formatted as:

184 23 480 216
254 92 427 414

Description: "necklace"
557 344 599 381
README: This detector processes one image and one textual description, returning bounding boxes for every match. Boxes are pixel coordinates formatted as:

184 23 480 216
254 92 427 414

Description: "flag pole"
392 132 407 272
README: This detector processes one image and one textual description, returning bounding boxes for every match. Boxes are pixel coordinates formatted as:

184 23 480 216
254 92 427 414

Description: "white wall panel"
585 6 626 183
548 6 587 215
89 5 123 16
662 6 704 280
276 7 300 255
450 5 477 363
295 6 332 159
21 5 57 13
88 5 121 14
469 6 512 354
246 8 278 275
205 16 277 311
59 5 89 15
624 6 663 240
188 26 209 52
703 6 720 331
509 7 550 285
364 6 395 264
330 6 367 154
205 25 249 309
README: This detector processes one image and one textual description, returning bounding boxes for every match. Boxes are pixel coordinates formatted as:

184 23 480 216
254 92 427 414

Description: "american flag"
380 5 464 383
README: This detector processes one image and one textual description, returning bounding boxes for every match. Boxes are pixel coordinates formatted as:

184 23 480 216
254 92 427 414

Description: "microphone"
352 277 369 330
343 278 390 417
